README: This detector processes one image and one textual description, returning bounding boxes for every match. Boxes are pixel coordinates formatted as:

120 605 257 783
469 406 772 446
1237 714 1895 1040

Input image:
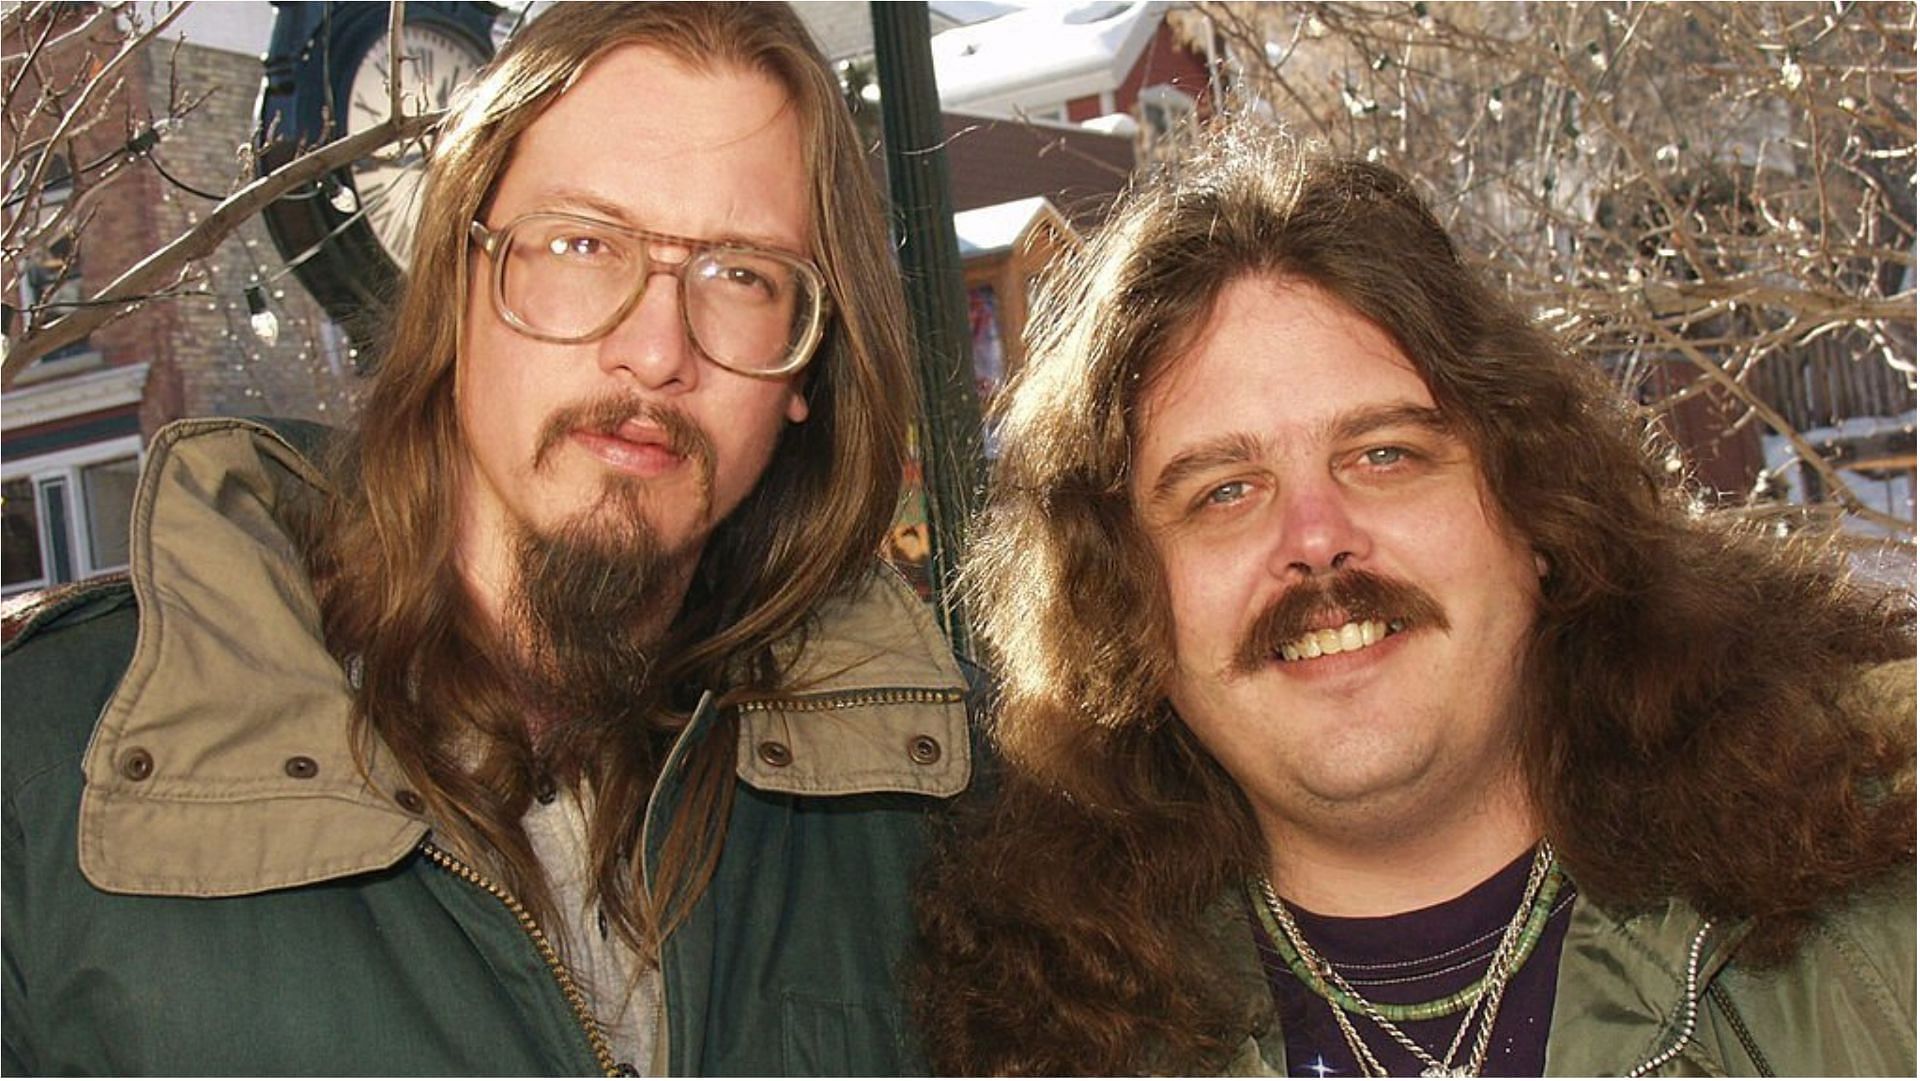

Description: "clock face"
345 23 488 268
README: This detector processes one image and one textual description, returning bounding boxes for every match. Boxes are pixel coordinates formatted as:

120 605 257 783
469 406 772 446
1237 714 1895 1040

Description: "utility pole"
870 1 985 655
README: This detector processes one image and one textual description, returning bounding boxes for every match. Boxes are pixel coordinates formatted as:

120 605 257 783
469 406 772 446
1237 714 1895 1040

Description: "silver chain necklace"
1257 843 1555 1079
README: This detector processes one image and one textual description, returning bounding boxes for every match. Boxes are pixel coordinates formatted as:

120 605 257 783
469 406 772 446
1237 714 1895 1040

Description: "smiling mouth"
1276 618 1408 662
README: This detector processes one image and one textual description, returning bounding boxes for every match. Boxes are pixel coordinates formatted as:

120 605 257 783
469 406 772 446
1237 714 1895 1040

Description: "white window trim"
1137 83 1196 136
2 434 143 595
1138 83 1196 108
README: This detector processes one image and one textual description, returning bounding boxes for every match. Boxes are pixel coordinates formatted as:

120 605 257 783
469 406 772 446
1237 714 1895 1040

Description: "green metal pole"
870 1 984 655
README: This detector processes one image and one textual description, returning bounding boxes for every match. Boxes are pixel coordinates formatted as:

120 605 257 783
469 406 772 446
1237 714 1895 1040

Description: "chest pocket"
781 992 911 1076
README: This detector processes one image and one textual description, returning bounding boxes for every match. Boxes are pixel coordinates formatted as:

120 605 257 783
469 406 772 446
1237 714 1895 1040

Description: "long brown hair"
914 123 1915 1075
301 3 913 959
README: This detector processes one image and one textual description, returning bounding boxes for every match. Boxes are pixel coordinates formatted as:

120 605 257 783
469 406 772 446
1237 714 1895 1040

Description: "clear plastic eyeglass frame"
468 211 831 378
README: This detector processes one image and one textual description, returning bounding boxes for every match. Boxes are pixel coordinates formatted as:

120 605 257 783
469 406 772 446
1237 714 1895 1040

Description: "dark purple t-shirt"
1254 848 1577 1078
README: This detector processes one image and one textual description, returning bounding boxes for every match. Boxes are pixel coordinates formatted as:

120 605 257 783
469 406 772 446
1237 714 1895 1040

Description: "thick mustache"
533 395 716 492
1228 569 1449 675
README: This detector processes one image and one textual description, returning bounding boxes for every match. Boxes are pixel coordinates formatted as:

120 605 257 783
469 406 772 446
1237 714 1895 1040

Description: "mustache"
1228 569 1449 675
532 394 717 494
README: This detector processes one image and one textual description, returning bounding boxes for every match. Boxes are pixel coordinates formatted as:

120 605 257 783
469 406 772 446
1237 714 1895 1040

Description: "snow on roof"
953 196 1065 258
932 1 1169 115
798 1 1019 62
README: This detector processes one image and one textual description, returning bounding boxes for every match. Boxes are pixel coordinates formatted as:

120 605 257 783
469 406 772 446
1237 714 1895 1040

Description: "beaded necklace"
1254 845 1560 1077
1247 851 1566 1023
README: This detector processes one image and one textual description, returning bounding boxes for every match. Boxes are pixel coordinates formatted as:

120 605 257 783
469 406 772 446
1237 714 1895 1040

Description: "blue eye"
1362 446 1408 466
1204 480 1249 505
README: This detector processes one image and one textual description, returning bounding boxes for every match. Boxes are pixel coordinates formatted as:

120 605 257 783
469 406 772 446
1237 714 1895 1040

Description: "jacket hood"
80 418 968 898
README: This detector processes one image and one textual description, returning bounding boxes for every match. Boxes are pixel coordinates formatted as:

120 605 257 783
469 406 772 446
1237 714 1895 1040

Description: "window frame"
1 435 143 596
1137 83 1197 139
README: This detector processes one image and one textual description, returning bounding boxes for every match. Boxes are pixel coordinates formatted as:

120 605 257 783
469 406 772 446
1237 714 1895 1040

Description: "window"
1 479 45 591
12 154 96 371
1137 84 1196 140
82 456 138 570
1 439 140 596
21 238 93 365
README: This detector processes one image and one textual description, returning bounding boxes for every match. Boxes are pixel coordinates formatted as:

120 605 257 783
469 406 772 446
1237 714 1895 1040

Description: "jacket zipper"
1627 920 1715 1077
735 685 966 713
419 840 620 1077
1707 983 1774 1076
635 689 715 1076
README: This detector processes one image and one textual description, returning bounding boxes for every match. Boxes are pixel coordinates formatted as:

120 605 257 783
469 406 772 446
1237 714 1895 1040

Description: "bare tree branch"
388 0 405 123
1655 319 1911 534
5 108 440 378
1193 1 1915 535
2 2 189 251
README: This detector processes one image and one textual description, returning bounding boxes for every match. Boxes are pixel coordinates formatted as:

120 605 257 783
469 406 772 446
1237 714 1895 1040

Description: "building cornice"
2 362 152 431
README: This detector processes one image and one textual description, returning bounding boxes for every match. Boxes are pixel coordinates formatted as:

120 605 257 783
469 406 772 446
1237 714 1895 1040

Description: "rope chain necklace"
1256 842 1557 1079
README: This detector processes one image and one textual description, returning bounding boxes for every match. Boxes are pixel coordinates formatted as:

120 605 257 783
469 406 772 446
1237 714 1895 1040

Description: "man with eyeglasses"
3 5 971 1075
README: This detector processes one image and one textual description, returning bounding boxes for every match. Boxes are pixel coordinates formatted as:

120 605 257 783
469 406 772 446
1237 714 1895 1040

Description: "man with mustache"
913 126 1914 1076
3 5 972 1074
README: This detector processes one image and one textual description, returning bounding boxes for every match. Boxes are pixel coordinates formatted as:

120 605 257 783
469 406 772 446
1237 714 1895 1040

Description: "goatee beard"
503 479 690 742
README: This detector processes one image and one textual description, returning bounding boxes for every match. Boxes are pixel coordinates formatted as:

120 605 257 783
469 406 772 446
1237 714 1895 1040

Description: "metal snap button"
121 747 154 782
395 789 426 814
284 755 319 779
756 740 793 768
908 735 942 765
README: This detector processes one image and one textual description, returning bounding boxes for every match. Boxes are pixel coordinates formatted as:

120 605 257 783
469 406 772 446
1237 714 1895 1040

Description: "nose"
1267 475 1371 579
596 269 699 391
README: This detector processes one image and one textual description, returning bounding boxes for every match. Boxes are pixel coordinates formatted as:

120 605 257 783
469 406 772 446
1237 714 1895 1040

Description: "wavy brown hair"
913 124 1916 1075
298 3 913 959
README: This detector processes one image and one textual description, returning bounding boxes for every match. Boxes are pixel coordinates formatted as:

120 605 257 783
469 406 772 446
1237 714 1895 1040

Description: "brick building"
3 5 352 597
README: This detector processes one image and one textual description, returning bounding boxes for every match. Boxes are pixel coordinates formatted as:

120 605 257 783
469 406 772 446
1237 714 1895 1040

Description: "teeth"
1278 619 1393 662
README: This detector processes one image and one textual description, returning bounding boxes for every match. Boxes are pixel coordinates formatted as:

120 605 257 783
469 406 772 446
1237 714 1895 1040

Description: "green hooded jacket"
3 418 974 1076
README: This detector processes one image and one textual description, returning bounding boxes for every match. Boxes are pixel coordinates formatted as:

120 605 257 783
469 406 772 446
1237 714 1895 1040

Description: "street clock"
256 1 498 344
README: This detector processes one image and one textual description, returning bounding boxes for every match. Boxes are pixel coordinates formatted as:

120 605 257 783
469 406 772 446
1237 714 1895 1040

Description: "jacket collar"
80 418 969 898
730 565 971 799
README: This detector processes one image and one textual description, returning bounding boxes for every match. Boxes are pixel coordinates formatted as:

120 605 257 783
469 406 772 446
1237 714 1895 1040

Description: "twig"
1653 319 1911 533
5 108 440 378
1 2 190 251
388 0 406 123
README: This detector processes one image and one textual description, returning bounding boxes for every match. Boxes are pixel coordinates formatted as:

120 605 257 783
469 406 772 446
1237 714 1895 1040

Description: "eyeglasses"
468 212 831 377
